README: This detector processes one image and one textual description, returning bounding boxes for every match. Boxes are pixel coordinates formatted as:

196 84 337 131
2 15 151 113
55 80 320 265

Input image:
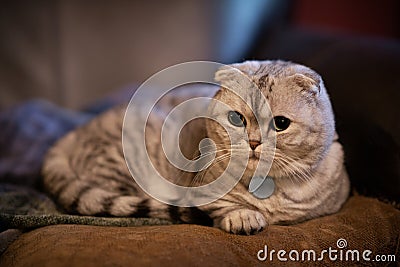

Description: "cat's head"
206 60 335 185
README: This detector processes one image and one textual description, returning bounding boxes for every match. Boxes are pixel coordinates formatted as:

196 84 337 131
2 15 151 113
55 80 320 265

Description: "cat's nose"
249 140 261 150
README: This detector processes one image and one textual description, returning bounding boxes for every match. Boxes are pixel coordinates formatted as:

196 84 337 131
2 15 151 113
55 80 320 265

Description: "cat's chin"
243 158 262 178
247 151 261 163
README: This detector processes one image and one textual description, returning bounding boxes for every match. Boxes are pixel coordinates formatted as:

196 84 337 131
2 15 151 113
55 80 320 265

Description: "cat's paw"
217 209 267 235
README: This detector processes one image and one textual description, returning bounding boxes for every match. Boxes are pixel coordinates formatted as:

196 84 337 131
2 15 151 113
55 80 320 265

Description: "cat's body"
42 60 350 234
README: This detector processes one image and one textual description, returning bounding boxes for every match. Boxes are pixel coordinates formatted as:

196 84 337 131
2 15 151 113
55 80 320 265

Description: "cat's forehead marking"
252 62 295 95
257 74 269 89
251 73 277 104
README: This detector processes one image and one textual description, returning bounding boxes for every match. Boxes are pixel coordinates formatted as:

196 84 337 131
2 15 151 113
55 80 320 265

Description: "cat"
42 60 350 235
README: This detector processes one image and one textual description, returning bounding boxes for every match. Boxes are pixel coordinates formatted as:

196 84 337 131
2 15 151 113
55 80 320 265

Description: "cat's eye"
228 111 246 127
272 116 291 132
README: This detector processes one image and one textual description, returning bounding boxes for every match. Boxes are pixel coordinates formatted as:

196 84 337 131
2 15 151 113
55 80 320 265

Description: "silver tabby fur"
42 60 350 235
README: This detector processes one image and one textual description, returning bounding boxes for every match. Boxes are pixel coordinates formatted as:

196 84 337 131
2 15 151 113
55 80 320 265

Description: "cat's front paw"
217 209 267 235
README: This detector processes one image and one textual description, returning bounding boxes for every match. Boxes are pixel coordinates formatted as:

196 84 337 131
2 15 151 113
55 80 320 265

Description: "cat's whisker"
279 158 311 183
173 144 247 187
275 155 318 194
189 153 232 187
276 160 300 188
287 159 319 195
172 147 235 186
274 158 296 186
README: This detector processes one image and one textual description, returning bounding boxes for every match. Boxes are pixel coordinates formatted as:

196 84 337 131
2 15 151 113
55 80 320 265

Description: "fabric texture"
1 196 399 267
0 183 171 233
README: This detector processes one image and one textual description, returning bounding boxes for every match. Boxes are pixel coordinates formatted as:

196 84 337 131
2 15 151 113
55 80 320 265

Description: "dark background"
1 0 398 109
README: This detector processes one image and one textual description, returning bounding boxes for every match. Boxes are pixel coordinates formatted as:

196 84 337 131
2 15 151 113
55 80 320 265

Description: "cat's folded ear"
288 72 321 95
214 65 254 93
214 65 241 85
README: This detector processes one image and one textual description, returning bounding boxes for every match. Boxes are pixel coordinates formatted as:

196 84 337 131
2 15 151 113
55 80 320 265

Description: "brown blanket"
1 196 399 267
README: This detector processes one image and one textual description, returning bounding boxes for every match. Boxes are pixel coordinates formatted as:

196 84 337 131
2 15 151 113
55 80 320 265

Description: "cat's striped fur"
42 60 350 235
